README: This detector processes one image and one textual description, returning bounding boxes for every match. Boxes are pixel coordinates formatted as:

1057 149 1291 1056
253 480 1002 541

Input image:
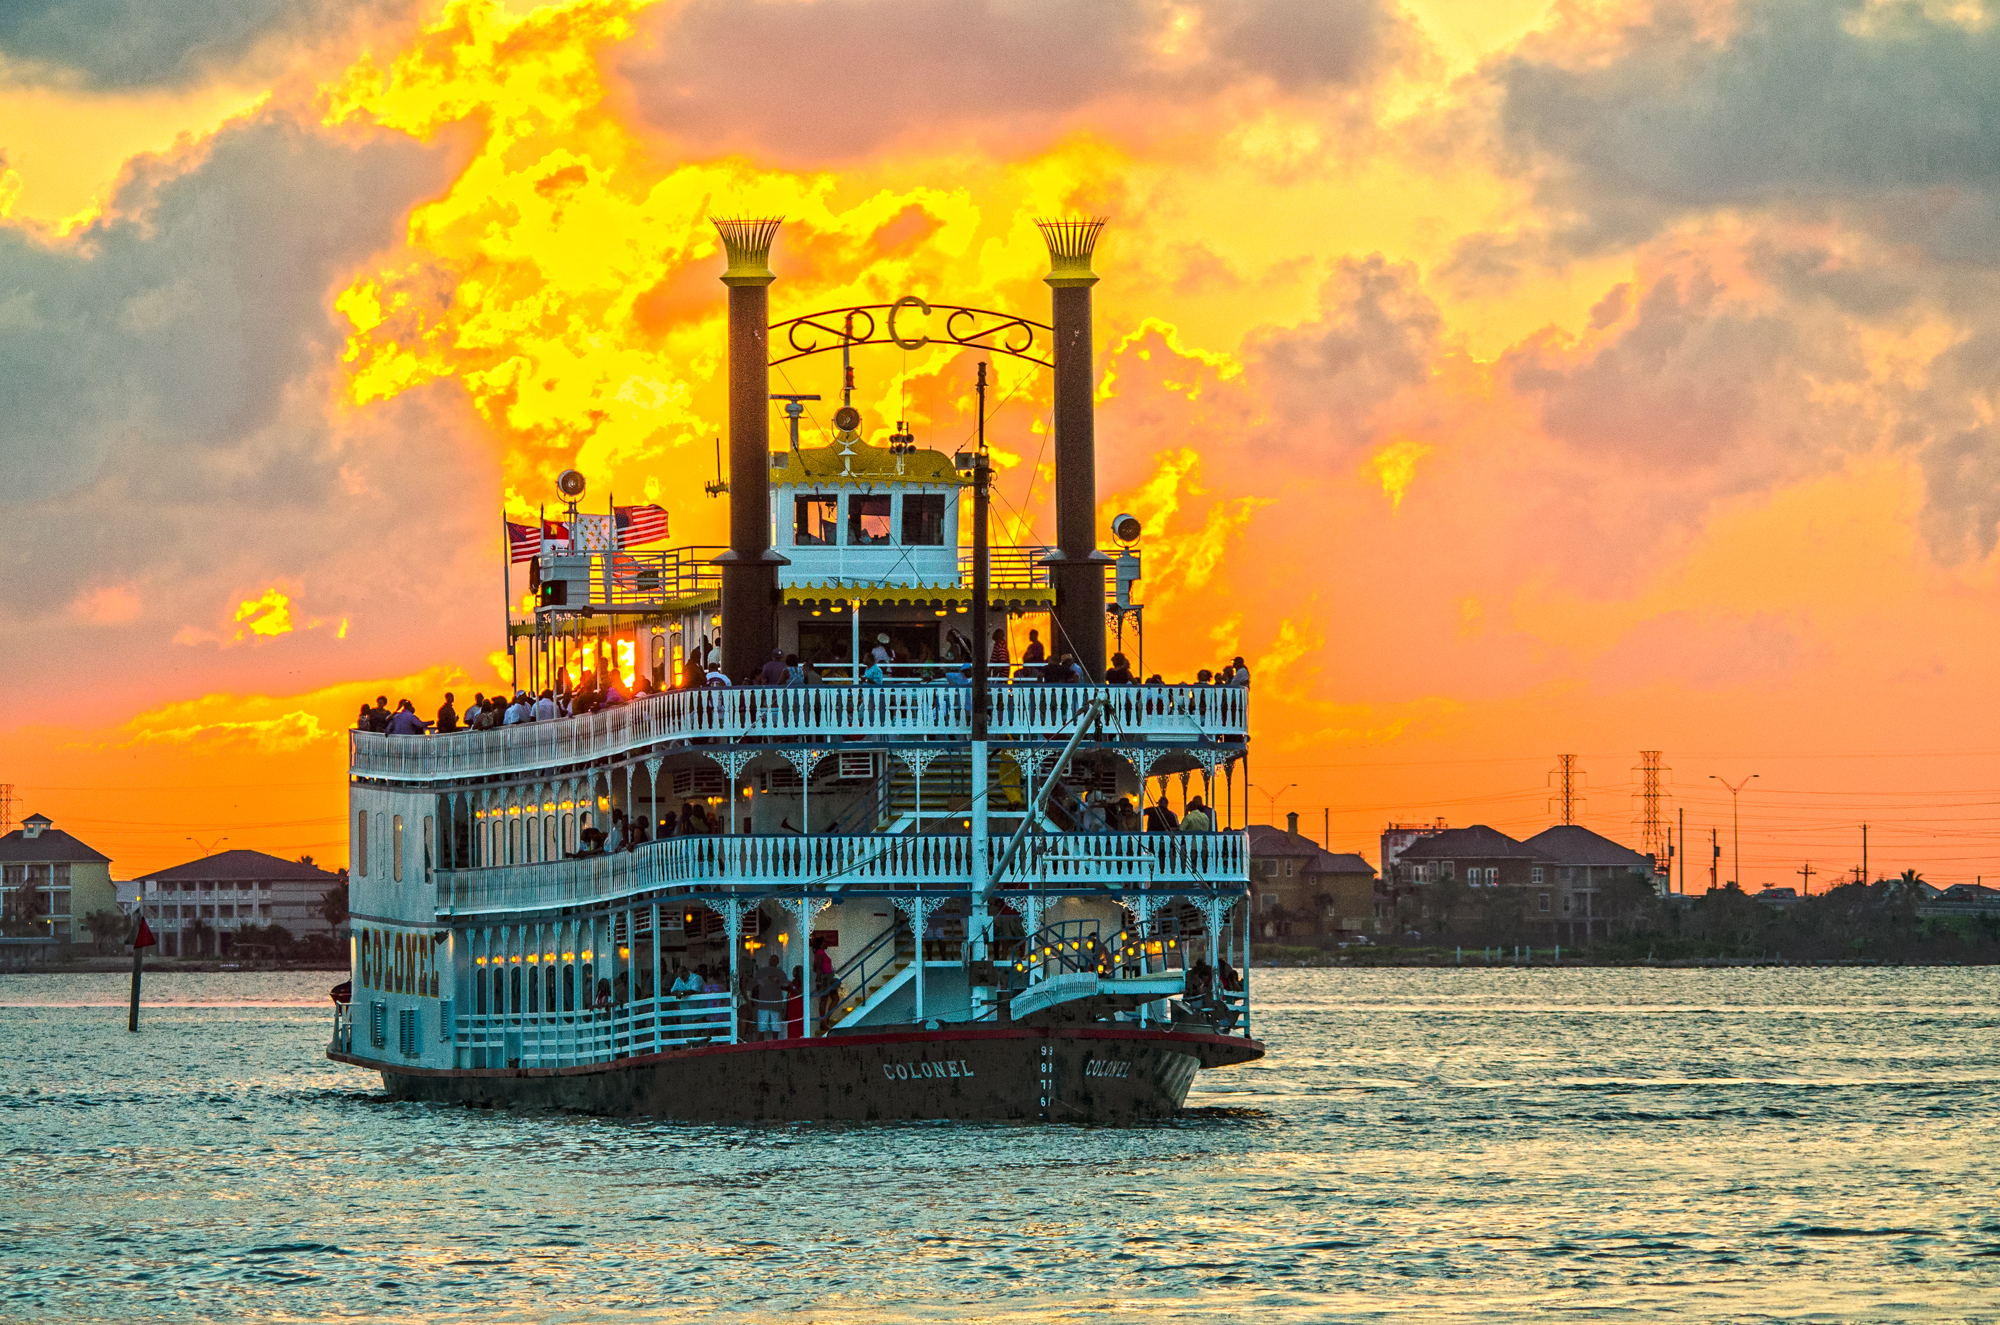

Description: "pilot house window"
902 494 946 545
847 495 892 545
794 495 837 545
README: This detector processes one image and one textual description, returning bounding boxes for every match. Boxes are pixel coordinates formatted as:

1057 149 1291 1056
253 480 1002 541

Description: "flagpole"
503 512 516 690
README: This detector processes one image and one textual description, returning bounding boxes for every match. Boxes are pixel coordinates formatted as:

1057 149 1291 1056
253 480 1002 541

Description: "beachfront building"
137 849 343 957
0 813 116 944
1388 822 1661 944
1247 814 1380 938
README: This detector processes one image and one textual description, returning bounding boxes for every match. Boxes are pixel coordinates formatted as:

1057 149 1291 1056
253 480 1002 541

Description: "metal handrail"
352 683 1248 783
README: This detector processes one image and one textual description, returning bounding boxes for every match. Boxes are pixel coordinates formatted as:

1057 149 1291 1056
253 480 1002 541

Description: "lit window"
847 494 892 545
901 494 946 545
393 816 404 883
794 495 838 545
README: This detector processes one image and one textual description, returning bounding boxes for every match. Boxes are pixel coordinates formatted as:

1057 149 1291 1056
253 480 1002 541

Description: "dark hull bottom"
335 1025 1263 1122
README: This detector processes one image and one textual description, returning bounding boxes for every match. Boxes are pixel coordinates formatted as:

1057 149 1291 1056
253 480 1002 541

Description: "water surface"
4 967 1997 1322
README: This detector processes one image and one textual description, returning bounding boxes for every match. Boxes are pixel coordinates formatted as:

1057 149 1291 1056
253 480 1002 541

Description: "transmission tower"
1547 755 1586 825
0 784 13 836
1634 750 1671 870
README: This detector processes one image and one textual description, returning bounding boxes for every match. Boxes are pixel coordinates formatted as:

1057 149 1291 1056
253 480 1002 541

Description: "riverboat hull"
332 1025 1262 1123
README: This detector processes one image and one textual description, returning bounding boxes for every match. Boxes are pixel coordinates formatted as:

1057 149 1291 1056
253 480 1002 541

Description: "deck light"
564 952 575 961
581 950 592 961
617 946 629 959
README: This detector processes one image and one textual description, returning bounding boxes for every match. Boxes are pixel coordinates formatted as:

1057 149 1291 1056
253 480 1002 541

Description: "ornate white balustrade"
436 830 1247 916
353 684 1247 783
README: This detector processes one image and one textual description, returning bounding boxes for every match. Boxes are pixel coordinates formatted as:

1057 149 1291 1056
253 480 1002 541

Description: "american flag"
505 520 541 564
616 503 670 546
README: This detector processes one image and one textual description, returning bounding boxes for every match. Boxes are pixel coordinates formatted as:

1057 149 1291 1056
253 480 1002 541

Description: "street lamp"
1708 775 1757 890
187 835 228 858
1257 782 1297 826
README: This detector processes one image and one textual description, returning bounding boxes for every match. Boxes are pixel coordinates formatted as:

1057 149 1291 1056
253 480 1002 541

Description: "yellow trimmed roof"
771 443 965 487
783 583 1055 609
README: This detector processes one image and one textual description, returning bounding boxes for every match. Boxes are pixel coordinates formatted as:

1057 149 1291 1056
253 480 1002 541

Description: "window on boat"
511 965 523 1014
794 494 838 545
357 812 368 878
847 494 892 545
902 494 946 545
423 816 433 879
563 963 576 1013
393 815 404 883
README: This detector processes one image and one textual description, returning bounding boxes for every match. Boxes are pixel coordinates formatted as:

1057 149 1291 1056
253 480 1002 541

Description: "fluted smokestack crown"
1037 217 1104 288
712 216 782 286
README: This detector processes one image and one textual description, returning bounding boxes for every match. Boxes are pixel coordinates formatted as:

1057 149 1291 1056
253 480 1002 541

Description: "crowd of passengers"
355 628 1251 736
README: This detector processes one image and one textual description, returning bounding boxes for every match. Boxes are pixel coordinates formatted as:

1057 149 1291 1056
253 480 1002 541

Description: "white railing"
454 991 735 1068
437 831 1248 915
352 684 1247 782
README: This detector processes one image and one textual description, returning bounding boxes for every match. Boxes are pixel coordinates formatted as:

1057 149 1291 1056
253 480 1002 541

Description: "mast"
969 361 993 1016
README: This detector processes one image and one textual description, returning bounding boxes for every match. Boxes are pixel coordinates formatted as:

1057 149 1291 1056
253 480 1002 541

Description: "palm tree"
1898 868 1926 891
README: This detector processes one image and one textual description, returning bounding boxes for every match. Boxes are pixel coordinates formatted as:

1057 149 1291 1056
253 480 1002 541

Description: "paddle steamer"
329 217 1263 1120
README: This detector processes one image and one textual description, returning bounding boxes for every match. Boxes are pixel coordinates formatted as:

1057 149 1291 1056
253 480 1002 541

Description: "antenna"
770 393 821 457
1634 750 1671 872
704 438 728 497
0 784 13 836
1548 754 1586 825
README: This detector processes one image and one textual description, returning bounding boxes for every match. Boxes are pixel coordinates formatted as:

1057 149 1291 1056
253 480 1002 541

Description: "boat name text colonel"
882 1058 975 1081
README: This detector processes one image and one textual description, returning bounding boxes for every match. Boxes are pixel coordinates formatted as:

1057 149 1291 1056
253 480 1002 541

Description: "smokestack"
1287 811 1299 836
712 217 788 679
1037 217 1110 680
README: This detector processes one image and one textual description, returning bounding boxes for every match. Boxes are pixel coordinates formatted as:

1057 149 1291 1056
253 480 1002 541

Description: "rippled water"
4 967 1998 1323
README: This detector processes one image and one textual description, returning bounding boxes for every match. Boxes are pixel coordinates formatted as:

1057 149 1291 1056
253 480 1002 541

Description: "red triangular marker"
133 917 157 949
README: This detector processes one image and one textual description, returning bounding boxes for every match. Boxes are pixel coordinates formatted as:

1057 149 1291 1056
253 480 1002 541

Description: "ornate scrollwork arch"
770 301 1053 369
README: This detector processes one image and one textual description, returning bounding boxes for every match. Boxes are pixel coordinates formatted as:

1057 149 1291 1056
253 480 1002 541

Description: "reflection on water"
3 968 1997 1322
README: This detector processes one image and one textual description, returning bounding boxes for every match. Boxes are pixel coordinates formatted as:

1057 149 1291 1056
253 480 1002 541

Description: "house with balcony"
0 813 116 944
137 849 343 957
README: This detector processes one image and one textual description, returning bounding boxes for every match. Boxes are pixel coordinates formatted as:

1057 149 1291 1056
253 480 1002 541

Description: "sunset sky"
5 0 2000 888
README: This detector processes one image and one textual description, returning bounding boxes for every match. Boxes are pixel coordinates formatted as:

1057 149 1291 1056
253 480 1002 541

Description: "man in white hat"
870 634 893 666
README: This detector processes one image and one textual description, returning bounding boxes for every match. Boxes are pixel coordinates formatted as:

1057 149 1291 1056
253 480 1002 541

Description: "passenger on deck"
785 653 805 686
1145 800 1180 832
760 649 789 685
1186 958 1214 1001
603 813 626 853
1217 957 1241 991
812 941 837 1029
1021 630 1045 668
1229 656 1251 687
750 956 786 1041
1180 797 1213 832
670 965 701 996
870 634 893 665
387 701 429 736
989 627 1009 667
1105 653 1135 685
704 662 732 687
1113 797 1140 831
533 690 558 721
785 966 805 1039
656 809 678 838
861 658 886 685
435 693 459 733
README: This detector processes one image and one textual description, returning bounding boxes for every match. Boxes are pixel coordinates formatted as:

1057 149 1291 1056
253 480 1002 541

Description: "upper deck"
350 683 1247 784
